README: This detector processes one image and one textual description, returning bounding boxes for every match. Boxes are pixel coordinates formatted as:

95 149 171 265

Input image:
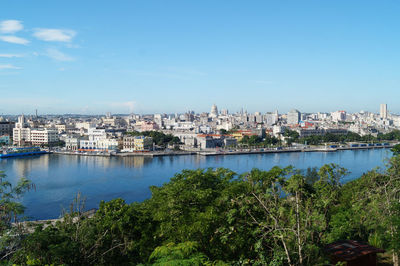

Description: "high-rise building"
287 109 301 125
380 104 388 119
331 111 347 122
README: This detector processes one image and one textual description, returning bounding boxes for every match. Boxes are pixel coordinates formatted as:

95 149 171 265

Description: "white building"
380 103 388 119
13 115 59 146
209 104 218 118
30 129 59 145
331 111 347 122
287 109 301 125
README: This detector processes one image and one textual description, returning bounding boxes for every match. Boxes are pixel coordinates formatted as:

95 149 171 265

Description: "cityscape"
3 1 400 265
0 103 397 155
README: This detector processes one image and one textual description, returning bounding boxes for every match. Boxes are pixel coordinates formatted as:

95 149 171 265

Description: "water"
0 149 392 220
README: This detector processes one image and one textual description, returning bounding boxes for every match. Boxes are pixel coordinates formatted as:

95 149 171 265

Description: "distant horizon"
0 104 392 117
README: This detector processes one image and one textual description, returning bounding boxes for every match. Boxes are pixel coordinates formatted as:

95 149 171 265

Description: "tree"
391 144 400 156
149 241 211 265
0 171 33 261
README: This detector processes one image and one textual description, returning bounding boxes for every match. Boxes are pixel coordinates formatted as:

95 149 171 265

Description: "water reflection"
0 149 393 220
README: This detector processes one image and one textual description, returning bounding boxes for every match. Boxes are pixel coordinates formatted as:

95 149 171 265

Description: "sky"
1 1 400 115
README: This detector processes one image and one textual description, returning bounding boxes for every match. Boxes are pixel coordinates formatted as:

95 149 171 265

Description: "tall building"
331 111 347 122
380 104 388 119
209 104 218 118
287 109 301 125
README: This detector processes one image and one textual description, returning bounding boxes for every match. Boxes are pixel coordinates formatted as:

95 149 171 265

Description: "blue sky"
1 1 400 115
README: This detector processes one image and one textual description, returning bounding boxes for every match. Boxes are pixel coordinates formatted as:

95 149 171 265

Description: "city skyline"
2 1 400 114
0 102 392 116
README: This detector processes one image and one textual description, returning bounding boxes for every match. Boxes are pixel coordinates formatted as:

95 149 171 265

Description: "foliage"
8 154 400 265
391 144 400 156
127 130 180 147
149 241 209 265
0 171 33 261
239 135 279 147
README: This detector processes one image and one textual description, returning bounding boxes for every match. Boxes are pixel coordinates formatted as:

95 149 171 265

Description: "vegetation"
284 129 400 146
126 130 181 148
4 153 400 264
0 171 33 261
239 135 279 147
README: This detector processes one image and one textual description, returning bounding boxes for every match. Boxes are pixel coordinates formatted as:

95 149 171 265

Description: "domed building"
209 104 218 118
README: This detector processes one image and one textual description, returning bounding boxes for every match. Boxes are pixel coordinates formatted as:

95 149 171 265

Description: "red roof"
325 240 384 261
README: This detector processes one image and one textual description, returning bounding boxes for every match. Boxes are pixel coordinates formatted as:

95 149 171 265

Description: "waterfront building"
30 128 59 146
224 137 237 147
231 130 259 141
79 139 98 150
65 136 82 151
88 128 107 141
97 138 119 151
123 136 153 151
197 135 217 149
287 109 301 125
296 128 348 138
13 115 30 146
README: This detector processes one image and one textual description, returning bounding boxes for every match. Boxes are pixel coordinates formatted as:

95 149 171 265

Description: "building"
209 104 218 118
97 138 119 151
296 128 348 138
13 115 31 146
141 122 159 131
0 135 10 145
325 240 384 266
65 136 83 151
331 111 347 122
80 139 98 150
123 136 153 151
13 115 59 146
30 128 59 146
55 124 74 134
287 109 301 125
380 103 388 119
265 112 278 126
0 121 15 136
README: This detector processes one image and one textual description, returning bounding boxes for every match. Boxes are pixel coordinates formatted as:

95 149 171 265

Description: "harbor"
2 142 397 159
0 148 392 221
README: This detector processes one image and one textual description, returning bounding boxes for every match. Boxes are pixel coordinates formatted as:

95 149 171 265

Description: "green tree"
149 241 210 265
0 171 33 261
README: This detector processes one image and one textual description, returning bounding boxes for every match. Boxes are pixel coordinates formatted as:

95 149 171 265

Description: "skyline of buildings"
1 102 397 152
0 102 393 117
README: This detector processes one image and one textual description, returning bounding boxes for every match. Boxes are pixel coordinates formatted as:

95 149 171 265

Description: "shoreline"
51 144 397 158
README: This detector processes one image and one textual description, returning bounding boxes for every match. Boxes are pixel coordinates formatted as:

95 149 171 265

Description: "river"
0 148 393 220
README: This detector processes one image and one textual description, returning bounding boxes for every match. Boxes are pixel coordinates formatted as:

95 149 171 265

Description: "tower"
380 104 387 119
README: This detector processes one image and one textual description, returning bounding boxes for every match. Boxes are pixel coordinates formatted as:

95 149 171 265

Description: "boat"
0 147 48 158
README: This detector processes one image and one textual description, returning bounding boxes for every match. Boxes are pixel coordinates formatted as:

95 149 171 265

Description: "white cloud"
46 48 74 61
0 53 23 58
0 64 21 70
0 35 29 45
0 20 23 34
33 28 76 42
